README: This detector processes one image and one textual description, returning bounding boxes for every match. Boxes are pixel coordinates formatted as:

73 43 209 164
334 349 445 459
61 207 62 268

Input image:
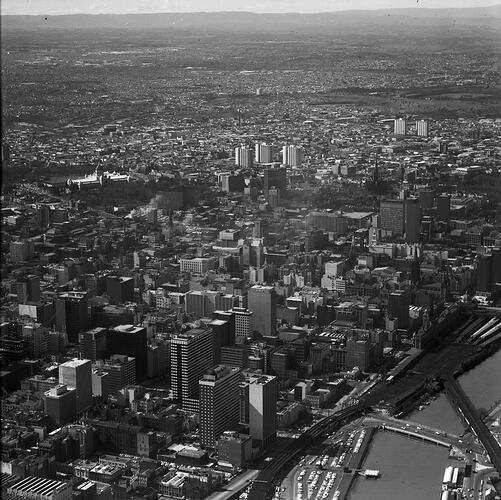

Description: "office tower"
416 120 428 137
91 368 110 399
282 145 303 166
218 432 252 468
79 327 108 362
476 255 492 294
213 310 236 343
2 142 10 166
263 167 287 200
253 220 262 238
221 344 250 369
22 323 48 358
232 307 254 344
59 358 93 413
345 337 370 371
248 374 278 448
421 216 434 242
255 143 274 163
437 194 451 222
210 319 233 363
107 324 147 378
405 197 421 244
220 173 244 193
170 328 214 407
419 189 435 210
55 292 89 343
7 476 73 500
268 187 280 208
10 239 34 263
388 292 410 329
106 276 134 303
248 286 276 336
394 118 406 135
380 199 404 236
102 354 136 394
234 146 253 167
306 211 347 234
16 275 40 304
199 365 241 448
44 385 77 427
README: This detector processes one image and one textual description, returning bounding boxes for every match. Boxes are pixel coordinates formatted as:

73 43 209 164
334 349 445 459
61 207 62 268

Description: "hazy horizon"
2 0 500 16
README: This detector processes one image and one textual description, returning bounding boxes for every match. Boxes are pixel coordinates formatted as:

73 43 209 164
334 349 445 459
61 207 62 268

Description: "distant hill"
2 6 501 32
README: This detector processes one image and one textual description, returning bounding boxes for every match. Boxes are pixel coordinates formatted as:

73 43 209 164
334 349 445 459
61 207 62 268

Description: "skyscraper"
199 365 241 449
248 285 277 336
437 194 451 222
405 197 421 244
79 327 108 362
263 168 286 200
59 359 93 413
282 145 303 166
55 292 89 344
380 199 404 236
170 328 214 408
102 354 136 395
248 374 278 448
254 143 274 163
235 146 253 168
16 275 40 304
394 118 406 135
416 120 428 137
388 292 410 330
107 324 147 378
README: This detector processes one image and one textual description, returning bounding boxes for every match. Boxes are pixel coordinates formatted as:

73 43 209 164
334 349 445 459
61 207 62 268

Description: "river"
406 348 501 435
348 431 449 500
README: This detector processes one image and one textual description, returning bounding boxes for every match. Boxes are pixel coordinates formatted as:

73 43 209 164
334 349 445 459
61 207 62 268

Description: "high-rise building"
231 307 253 344
254 143 274 163
405 197 421 244
263 168 286 200
210 319 233 363
345 337 370 371
16 275 40 304
282 145 303 166
476 254 492 294
416 120 428 137
248 374 278 448
101 354 136 395
437 194 451 222
248 286 277 336
44 384 77 427
170 328 214 407
59 358 93 413
10 239 34 264
55 292 89 344
419 189 435 210
268 187 280 208
79 327 108 362
388 292 410 330
306 212 347 234
394 118 406 135
105 276 134 304
235 146 253 168
380 199 404 236
199 365 241 448
107 324 147 378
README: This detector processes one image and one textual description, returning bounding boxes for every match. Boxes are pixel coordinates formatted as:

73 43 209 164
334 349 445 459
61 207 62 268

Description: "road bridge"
444 376 501 474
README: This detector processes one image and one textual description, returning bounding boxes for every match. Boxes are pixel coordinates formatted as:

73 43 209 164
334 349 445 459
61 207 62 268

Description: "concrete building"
380 199 404 236
7 476 72 500
199 365 241 449
248 374 278 449
170 328 214 408
248 285 277 336
59 358 93 413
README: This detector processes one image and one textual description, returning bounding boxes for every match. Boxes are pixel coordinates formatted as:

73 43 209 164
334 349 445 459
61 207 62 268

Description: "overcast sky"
2 0 500 15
